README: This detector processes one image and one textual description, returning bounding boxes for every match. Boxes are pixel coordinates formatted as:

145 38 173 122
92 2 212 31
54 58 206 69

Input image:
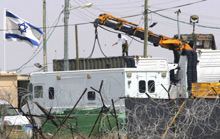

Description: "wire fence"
1 83 220 139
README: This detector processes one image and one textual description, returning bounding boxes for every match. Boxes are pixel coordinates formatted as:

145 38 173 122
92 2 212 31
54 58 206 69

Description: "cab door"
146 72 157 98
136 72 148 98
136 72 158 98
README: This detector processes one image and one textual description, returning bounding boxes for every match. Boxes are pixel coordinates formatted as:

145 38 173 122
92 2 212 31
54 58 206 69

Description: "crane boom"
94 14 192 62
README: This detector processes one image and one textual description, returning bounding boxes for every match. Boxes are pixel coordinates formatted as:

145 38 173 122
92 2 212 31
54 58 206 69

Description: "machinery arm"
94 14 192 52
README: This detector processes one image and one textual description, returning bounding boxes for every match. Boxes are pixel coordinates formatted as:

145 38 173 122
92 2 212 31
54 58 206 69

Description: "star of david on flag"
4 9 43 47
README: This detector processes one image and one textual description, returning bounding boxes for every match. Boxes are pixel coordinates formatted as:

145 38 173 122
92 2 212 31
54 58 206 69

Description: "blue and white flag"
4 9 43 47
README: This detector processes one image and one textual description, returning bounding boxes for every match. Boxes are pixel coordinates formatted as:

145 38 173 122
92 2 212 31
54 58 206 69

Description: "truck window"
49 87 54 100
148 80 155 93
88 91 95 100
34 86 43 98
139 80 146 93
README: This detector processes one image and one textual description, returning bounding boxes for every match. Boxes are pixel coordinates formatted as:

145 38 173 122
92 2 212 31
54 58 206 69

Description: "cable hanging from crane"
88 25 107 58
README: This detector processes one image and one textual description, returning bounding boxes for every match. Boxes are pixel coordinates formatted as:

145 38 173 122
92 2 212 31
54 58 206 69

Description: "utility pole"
64 0 69 71
144 0 148 58
75 25 79 70
43 0 47 72
175 9 181 40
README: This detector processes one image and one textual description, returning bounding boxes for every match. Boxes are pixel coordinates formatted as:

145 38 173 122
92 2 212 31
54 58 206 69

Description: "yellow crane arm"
95 13 192 52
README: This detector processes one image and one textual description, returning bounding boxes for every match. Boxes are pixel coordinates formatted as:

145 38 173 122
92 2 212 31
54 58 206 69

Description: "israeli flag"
4 9 43 47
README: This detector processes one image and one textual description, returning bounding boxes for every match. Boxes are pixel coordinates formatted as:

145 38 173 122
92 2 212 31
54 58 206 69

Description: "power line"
93 5 143 10
120 11 220 30
0 22 92 32
151 10 220 30
72 0 97 18
149 5 220 28
150 0 207 13
70 10 93 21
122 0 207 18
92 0 143 7
150 0 182 6
81 0 144 17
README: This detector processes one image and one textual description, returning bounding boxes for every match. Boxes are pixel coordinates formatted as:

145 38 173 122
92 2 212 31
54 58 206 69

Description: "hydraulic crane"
94 14 193 63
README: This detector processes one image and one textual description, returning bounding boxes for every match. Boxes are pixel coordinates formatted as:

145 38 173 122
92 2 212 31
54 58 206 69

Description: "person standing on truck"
112 33 128 56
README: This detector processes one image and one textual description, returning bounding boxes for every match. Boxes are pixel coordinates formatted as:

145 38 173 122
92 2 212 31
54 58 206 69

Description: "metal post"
193 23 195 34
144 0 148 58
64 0 69 71
177 13 180 39
43 0 47 72
75 25 79 70
175 9 181 40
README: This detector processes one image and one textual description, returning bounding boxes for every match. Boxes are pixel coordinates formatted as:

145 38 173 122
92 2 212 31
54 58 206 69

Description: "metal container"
53 56 135 71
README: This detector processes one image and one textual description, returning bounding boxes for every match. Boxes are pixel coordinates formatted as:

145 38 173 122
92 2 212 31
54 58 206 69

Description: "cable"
150 0 182 6
82 0 144 17
88 30 97 58
0 22 92 32
97 33 107 57
93 0 143 7
93 5 143 10
151 10 220 30
71 0 97 19
88 27 107 58
121 10 220 30
70 10 93 21
150 0 207 13
122 0 207 18
149 6 220 27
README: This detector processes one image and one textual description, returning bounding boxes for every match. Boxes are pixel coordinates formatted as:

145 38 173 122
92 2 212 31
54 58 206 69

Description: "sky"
1 0 220 74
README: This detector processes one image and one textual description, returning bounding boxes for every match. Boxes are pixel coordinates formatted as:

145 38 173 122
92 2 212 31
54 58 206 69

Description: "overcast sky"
1 0 220 74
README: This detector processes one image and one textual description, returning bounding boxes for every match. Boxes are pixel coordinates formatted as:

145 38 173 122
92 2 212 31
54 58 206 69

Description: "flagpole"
3 9 7 71
3 42 6 71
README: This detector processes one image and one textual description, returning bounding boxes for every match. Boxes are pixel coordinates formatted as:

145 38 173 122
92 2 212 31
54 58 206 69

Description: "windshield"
0 104 19 117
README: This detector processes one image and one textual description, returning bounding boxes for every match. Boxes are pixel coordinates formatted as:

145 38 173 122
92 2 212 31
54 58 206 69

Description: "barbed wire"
2 80 220 138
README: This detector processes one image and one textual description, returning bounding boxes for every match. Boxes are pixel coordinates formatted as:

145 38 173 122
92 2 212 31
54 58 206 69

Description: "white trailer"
23 58 170 115
22 50 220 115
